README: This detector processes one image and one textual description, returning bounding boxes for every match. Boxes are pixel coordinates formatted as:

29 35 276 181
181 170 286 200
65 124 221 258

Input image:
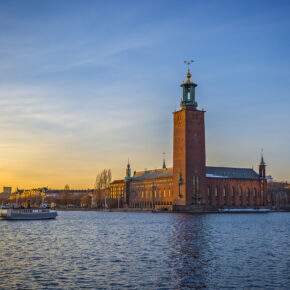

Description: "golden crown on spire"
184 59 194 83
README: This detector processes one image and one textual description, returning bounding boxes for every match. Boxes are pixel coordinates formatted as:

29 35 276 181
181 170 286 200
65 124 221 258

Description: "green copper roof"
125 159 131 180
260 155 266 166
162 159 166 169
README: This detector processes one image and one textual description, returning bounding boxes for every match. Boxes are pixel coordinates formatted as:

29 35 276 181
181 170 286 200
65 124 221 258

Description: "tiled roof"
132 168 173 181
206 166 260 180
111 166 259 182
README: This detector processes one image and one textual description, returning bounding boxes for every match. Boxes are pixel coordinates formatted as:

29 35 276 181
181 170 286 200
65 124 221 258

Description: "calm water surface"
0 211 289 289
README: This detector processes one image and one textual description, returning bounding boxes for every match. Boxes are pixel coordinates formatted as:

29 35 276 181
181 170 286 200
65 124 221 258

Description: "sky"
0 0 289 190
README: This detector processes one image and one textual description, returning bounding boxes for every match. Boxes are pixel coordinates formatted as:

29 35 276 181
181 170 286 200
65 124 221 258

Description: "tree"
58 184 71 207
94 169 112 208
80 194 91 208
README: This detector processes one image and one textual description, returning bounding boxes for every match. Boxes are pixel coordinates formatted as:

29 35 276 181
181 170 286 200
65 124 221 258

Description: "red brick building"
110 68 268 211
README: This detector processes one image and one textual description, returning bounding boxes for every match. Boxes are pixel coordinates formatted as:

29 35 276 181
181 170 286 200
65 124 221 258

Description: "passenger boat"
0 208 57 220
218 208 271 213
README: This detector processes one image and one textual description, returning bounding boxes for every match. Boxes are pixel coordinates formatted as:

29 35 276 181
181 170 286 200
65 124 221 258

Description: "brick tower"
173 63 206 207
259 153 267 206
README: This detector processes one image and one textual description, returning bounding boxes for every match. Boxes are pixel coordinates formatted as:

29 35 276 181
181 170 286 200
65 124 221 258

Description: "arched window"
231 187 235 204
246 188 250 205
215 187 218 203
208 187 211 205
223 187 226 203
253 188 257 205
239 187 242 205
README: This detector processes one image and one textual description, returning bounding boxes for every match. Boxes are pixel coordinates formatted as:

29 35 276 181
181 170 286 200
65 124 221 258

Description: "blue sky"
0 0 289 189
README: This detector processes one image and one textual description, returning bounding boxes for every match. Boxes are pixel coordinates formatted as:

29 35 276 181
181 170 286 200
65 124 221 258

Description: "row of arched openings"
207 186 259 206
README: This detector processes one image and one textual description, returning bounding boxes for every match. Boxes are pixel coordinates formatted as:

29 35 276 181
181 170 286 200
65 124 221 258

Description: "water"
0 212 289 289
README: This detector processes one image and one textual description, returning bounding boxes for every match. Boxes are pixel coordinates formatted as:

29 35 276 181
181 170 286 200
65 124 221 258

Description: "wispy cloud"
0 0 289 188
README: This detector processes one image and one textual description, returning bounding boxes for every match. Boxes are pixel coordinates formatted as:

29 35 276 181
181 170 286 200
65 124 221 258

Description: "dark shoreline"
56 207 289 213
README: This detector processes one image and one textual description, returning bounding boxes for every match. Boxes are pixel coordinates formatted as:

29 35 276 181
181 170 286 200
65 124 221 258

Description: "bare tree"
94 169 112 208
58 184 71 207
80 194 91 208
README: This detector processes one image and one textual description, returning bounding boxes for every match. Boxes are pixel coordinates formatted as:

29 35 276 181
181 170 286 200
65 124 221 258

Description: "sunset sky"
0 0 290 190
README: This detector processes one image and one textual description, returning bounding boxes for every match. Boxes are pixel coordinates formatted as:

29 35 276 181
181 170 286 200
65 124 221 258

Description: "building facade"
109 180 125 208
110 68 268 211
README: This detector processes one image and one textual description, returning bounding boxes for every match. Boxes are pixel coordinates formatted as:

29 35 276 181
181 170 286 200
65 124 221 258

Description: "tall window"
246 188 250 205
193 176 199 196
232 187 235 204
208 187 211 205
223 187 226 204
239 187 242 205
215 187 218 203
253 188 257 205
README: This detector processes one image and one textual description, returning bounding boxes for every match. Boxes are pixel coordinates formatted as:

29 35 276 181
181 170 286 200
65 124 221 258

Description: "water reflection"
166 214 208 288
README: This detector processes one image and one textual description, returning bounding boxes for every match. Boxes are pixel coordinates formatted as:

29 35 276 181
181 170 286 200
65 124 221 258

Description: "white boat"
0 208 57 220
218 208 271 213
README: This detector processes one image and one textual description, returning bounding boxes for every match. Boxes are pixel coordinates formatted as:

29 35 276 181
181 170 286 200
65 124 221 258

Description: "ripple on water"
0 212 290 289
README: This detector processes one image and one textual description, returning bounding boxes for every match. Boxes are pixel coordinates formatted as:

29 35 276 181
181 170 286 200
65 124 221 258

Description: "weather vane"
184 59 194 72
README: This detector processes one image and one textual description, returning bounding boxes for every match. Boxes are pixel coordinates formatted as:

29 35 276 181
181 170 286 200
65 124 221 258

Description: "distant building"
110 67 268 211
109 180 125 208
0 186 12 201
45 189 94 198
3 187 12 195
266 175 273 183
268 182 290 209
9 188 46 206
9 188 95 207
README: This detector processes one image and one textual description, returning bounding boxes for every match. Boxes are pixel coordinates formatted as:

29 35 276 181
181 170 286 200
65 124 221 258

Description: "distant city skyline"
0 0 290 189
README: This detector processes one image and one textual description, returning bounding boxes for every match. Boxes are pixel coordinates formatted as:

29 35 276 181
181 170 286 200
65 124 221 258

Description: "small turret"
162 152 166 169
125 159 131 181
260 155 265 166
162 159 166 169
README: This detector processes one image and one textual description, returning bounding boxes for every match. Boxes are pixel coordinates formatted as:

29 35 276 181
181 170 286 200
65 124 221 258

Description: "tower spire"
125 158 131 180
162 152 166 169
260 149 265 166
184 60 194 72
259 149 266 179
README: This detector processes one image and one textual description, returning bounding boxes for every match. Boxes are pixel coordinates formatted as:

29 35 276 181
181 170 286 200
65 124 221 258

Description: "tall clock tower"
173 64 206 207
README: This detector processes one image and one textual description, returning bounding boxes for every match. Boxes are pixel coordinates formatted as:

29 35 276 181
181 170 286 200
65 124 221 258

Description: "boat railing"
8 208 51 214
